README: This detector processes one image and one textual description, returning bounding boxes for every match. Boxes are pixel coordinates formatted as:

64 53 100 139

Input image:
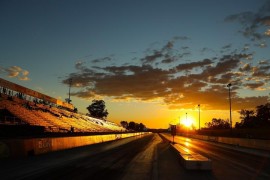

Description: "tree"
256 103 270 126
205 118 230 129
236 109 256 128
86 100 108 119
128 121 136 130
126 121 146 131
236 103 270 128
240 109 255 121
139 123 146 131
120 121 128 129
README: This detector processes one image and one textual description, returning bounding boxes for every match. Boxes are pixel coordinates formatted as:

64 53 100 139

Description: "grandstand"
0 78 126 137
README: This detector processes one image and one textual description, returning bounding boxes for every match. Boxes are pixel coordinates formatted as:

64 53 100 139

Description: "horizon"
0 0 269 129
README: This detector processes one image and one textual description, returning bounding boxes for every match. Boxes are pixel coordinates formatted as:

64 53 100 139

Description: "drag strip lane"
0 134 154 180
161 133 270 179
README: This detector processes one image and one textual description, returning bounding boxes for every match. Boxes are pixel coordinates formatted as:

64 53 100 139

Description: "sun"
181 117 194 128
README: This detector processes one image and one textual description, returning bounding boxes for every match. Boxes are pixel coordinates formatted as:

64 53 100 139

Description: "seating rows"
0 96 126 133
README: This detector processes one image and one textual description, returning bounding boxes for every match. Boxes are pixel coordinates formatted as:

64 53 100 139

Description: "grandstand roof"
0 77 73 110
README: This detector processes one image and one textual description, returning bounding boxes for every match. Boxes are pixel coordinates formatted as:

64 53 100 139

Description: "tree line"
236 103 270 129
120 121 147 132
205 103 270 129
85 100 269 131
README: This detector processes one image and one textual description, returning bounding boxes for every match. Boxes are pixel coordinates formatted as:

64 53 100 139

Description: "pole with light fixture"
68 78 72 104
185 112 188 136
227 83 232 130
198 104 200 130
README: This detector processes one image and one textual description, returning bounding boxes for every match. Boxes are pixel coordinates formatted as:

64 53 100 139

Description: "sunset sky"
1 0 270 129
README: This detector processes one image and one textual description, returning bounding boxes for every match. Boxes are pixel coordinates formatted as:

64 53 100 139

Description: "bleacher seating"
0 93 126 134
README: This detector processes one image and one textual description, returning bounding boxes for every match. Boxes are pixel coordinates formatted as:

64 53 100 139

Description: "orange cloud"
62 45 269 112
0 66 30 81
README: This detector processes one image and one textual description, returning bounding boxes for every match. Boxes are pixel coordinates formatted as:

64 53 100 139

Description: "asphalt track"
0 133 269 180
161 133 270 180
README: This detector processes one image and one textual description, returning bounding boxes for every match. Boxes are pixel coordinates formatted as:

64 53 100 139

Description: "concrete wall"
190 134 270 151
0 132 149 158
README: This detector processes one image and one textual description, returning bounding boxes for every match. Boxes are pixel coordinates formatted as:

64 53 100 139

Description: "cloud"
172 59 213 72
225 11 254 25
140 37 192 65
19 70 30 81
265 29 270 36
161 56 177 64
251 64 270 80
225 11 262 41
221 44 232 52
201 54 245 78
233 96 268 110
239 63 252 72
141 50 163 64
222 44 232 49
259 60 270 65
244 82 265 90
62 39 269 111
172 36 190 41
0 66 30 81
91 56 113 63
257 16 270 26
141 41 174 65
225 1 270 43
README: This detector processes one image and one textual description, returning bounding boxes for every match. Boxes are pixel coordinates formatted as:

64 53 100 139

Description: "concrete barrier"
171 143 212 170
0 132 150 158
189 134 270 151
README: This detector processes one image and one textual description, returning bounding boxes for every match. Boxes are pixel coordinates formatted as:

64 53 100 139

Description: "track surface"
0 133 270 180
161 133 270 180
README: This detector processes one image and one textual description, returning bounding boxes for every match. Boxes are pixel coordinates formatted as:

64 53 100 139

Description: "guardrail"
189 134 270 151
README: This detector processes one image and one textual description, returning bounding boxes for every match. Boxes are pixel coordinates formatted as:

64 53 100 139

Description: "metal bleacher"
0 94 126 133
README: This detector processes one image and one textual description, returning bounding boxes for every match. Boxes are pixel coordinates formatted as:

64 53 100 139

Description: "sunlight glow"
182 117 194 128
185 139 190 147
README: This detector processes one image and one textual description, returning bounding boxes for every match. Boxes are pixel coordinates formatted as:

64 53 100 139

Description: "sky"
0 0 270 129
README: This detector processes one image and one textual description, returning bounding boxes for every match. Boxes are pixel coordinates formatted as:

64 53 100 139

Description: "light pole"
227 83 232 130
198 104 200 130
68 78 72 104
185 112 188 135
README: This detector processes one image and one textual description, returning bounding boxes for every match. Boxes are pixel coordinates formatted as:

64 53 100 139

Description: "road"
0 133 269 180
